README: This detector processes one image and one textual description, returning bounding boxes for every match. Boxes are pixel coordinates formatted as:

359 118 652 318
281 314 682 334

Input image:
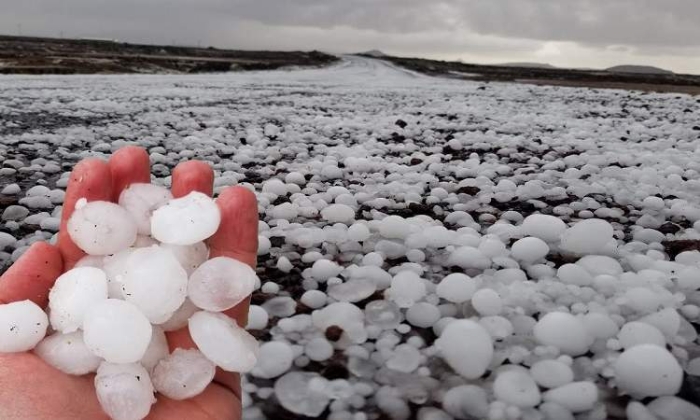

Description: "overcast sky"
2 0 700 74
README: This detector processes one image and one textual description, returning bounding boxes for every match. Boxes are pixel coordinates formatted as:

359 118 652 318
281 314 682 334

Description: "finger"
109 146 151 202
171 161 214 199
0 242 63 307
57 158 113 270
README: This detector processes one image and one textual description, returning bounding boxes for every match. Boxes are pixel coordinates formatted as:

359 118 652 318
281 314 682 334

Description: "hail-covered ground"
2 56 700 420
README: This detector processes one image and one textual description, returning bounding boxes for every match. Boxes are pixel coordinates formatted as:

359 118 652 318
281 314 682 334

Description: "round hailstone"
140 326 169 374
251 341 294 379
102 249 134 299
543 382 598 413
387 271 426 308
533 312 592 356
188 257 257 312
67 200 138 255
48 267 108 333
511 237 550 263
320 204 355 224
436 320 493 379
160 242 209 275
530 360 574 389
447 247 491 270
347 223 371 242
327 280 376 303
274 372 331 417
312 302 367 343
34 331 101 375
95 362 155 420
471 289 503 316
436 273 477 303
311 259 343 282
557 264 594 286
493 369 541 407
648 396 700 419
160 299 199 332
618 322 666 349
560 219 614 255
122 246 188 324
521 214 567 242
305 337 334 362
442 385 489 420
152 348 216 400
151 191 221 245
405 302 441 328
386 344 421 373
189 311 259 372
118 183 173 236
0 300 49 352
614 344 682 398
83 299 152 364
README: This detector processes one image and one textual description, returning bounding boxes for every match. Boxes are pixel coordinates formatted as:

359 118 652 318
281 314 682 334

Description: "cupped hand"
0 146 258 420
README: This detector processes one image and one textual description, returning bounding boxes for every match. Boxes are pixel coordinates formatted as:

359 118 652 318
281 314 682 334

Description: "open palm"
0 146 258 420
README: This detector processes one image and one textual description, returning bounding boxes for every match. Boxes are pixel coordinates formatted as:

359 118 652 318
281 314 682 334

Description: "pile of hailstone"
0 184 259 420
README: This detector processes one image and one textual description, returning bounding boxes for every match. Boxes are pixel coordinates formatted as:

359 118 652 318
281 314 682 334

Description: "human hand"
0 146 258 420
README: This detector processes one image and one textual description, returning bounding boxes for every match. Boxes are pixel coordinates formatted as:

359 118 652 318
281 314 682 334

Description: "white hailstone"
102 249 134 299
188 257 256 312
277 256 293 272
151 191 221 245
543 382 598 413
246 305 269 330
478 238 507 258
405 303 441 328
642 196 665 210
189 311 259 372
362 252 384 267
328 280 376 303
160 299 199 332
577 255 623 276
347 223 371 242
493 370 541 408
557 264 594 286
436 273 477 303
387 271 426 308
122 246 188 323
521 214 567 242
533 312 592 356
140 326 169 374
618 322 666 349
442 385 489 420
436 320 493 379
626 401 657 420
447 246 491 270
581 313 619 339
379 215 412 240
0 300 48 352
300 290 327 309
648 396 700 420
251 341 294 379
321 204 355 224
118 183 173 236
386 344 421 373
623 287 662 313
1 183 20 195
639 308 681 337
262 178 288 196
152 348 216 400
257 235 271 256
35 331 102 375
67 200 138 255
364 300 402 330
305 337 334 362
311 259 343 281
95 362 155 420
614 345 682 398
511 237 549 263
560 219 614 255
83 299 152 364
530 360 574 388
160 242 209 275
48 267 109 333
677 267 700 290
274 372 331 417
472 289 503 316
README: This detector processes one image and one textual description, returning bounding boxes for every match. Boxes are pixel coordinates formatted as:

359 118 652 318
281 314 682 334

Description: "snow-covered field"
2 56 700 419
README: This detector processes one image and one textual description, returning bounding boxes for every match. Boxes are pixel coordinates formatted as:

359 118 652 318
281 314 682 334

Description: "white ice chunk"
436 320 493 379
188 257 257 312
0 300 49 352
34 331 101 375
118 183 173 236
152 348 216 400
95 362 155 420
614 344 682 398
67 200 138 255
189 311 259 372
83 299 152 364
151 191 220 245
533 312 592 356
48 267 108 333
251 341 294 379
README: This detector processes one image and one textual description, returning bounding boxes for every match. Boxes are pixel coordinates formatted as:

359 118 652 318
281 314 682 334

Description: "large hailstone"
189 311 259 372
95 362 155 420
118 183 173 236
274 372 331 417
83 299 152 364
614 344 682 398
48 267 108 333
151 191 220 245
160 242 209 275
493 369 541 407
188 257 257 312
122 246 188 324
533 312 593 356
67 199 138 255
0 300 49 352
34 331 102 375
152 348 216 400
436 320 493 379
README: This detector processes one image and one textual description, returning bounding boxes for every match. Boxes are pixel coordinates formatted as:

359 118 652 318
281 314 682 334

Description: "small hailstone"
257 236 271 255
493 369 541 407
305 337 334 362
311 259 343 281
347 223 371 242
618 322 666 349
648 396 700 419
152 348 216 400
140 326 169 373
436 320 493 379
34 331 101 375
442 385 489 419
83 299 152 364
118 183 173 235
274 372 331 417
328 280 376 303
160 242 209 275
557 264 593 286
160 298 199 332
321 204 355 224
447 247 490 270
0 300 49 352
122 246 188 323
277 256 294 272
387 271 426 308
313 302 367 343
560 219 614 255
614 344 682 398
364 300 402 330
300 290 327 309
386 344 421 373
188 257 257 312
151 191 220 245
405 302 441 328
95 362 155 420
530 360 574 388
436 273 477 303
48 267 108 333
521 214 567 242
251 341 294 379
533 312 592 356
472 289 502 316
261 282 280 294
543 382 598 413
67 200 138 255
189 311 259 372
511 237 549 263
246 305 269 330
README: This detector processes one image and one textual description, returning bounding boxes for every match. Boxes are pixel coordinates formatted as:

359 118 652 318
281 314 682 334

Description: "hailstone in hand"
67 199 138 255
151 191 220 245
188 257 257 312
118 183 173 236
48 267 108 333
95 362 155 420
188 311 259 372
83 299 152 364
0 300 49 352
152 348 216 400
34 331 102 375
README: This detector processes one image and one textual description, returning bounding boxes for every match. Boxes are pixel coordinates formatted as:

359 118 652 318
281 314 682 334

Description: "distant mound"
499 62 557 69
362 50 387 58
606 65 674 75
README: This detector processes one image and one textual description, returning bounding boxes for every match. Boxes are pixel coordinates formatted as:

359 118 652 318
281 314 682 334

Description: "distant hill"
499 62 557 69
606 65 674 75
362 50 387 58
